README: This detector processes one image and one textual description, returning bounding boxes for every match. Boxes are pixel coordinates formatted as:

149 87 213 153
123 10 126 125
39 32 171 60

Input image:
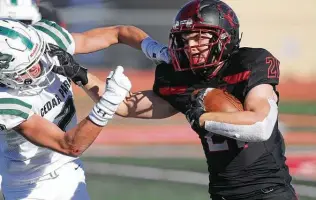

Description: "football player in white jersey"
0 17 170 199
0 0 41 24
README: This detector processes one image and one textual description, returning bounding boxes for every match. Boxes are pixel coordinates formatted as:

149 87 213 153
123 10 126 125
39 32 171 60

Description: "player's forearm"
63 117 103 156
117 25 148 49
73 25 148 54
16 115 103 157
200 100 278 142
116 90 179 118
199 111 263 127
81 73 105 103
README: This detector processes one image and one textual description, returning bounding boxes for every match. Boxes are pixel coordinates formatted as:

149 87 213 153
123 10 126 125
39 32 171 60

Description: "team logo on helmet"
0 52 13 69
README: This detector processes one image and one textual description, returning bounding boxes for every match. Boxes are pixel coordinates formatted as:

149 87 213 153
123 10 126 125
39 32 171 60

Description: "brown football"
193 88 244 112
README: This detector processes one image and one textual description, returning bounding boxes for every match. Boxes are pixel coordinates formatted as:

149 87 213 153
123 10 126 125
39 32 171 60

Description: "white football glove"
141 37 171 64
89 66 131 126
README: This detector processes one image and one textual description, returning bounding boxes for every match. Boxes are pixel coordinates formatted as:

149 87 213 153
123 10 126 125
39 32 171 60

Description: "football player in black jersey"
50 0 297 199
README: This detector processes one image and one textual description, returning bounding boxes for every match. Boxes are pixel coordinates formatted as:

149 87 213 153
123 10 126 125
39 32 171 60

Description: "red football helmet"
169 0 240 74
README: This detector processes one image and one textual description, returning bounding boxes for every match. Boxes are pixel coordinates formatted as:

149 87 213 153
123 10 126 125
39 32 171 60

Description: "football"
193 88 244 112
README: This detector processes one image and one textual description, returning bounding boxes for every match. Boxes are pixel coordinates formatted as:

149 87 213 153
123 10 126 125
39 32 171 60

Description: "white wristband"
88 99 115 126
88 91 123 126
88 65 131 126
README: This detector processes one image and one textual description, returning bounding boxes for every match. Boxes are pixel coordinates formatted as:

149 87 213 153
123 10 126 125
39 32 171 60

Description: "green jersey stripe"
0 98 32 109
0 109 29 119
0 104 32 115
39 19 72 44
33 25 67 50
0 26 33 50
34 21 71 49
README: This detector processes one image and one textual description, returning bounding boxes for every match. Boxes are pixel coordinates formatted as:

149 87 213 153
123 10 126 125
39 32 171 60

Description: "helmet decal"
216 3 239 29
0 25 34 50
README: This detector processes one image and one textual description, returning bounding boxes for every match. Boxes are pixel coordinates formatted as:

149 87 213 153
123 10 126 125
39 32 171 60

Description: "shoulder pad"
33 19 75 55
0 97 33 130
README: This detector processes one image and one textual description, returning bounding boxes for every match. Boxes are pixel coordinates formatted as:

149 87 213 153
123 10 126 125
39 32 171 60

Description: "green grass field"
279 101 316 115
86 174 315 200
86 174 209 200
83 157 316 200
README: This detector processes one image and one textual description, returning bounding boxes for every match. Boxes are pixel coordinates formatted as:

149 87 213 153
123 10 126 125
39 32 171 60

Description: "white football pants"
2 159 90 200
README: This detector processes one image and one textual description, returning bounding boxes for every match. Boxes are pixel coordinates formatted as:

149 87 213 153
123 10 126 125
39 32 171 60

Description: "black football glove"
48 43 88 86
185 89 208 135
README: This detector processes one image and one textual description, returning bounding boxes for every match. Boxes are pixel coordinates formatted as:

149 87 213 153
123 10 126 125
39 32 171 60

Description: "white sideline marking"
84 162 316 198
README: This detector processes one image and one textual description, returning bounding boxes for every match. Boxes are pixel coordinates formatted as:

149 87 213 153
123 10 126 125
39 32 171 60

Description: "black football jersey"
153 48 292 198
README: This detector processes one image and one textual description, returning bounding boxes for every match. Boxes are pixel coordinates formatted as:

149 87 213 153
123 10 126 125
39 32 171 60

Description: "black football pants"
211 184 297 200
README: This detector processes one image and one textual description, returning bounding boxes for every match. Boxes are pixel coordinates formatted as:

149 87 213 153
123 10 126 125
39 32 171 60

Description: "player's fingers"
48 44 60 53
106 71 114 84
117 74 132 92
48 49 65 58
52 65 65 75
112 66 124 77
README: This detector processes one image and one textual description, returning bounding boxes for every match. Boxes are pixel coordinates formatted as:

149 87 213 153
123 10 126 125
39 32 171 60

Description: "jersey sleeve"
0 98 34 130
153 63 172 99
246 48 280 94
33 19 75 55
152 63 187 112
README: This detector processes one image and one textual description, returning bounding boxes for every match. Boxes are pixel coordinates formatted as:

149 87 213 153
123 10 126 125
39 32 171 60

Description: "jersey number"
205 133 245 152
55 97 76 131
266 56 280 78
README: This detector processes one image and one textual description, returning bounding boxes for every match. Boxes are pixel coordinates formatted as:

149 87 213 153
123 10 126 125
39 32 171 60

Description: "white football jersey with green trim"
0 21 78 184
33 19 75 54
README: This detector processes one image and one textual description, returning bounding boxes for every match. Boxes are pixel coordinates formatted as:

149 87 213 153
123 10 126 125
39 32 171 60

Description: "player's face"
182 32 213 65
15 62 42 82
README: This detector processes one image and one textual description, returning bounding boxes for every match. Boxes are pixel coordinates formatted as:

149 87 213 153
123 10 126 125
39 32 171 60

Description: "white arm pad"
141 37 171 64
204 99 278 142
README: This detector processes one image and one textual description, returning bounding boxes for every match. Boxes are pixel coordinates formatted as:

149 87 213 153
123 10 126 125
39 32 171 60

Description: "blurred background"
3 0 316 199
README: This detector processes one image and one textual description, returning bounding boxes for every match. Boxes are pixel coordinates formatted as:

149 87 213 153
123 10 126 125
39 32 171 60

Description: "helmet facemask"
0 48 56 95
169 26 231 75
168 0 241 78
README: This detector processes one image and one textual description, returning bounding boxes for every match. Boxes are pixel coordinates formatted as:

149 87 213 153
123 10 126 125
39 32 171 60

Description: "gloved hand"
141 37 171 64
88 66 132 126
48 43 88 86
185 89 208 135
